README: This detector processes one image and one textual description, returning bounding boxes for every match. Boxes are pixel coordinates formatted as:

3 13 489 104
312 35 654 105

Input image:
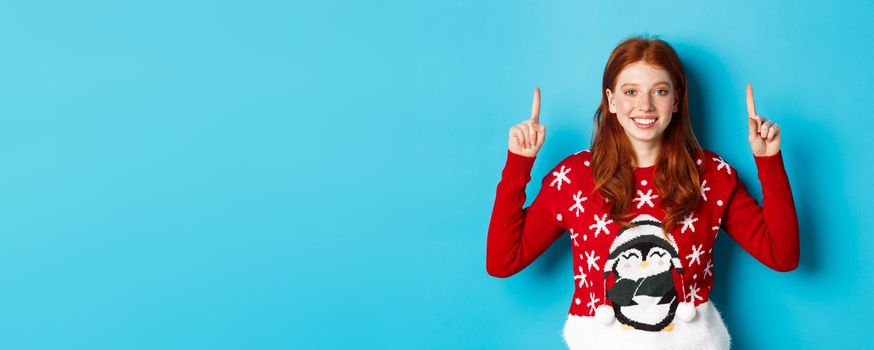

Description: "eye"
648 251 666 259
624 90 637 96
655 89 669 95
622 252 641 260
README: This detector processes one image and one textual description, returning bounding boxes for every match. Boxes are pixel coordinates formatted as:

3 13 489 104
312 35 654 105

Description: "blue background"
0 0 871 349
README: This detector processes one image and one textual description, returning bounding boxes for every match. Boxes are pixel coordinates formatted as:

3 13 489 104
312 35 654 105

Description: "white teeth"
633 118 656 125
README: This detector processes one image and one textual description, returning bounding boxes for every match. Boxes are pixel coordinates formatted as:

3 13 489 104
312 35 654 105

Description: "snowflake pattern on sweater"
486 148 799 337
535 150 732 324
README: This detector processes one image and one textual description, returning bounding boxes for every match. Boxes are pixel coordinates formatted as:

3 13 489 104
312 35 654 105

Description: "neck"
630 138 662 168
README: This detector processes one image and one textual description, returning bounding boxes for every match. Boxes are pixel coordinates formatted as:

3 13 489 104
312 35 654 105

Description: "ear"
605 88 616 114
673 88 681 113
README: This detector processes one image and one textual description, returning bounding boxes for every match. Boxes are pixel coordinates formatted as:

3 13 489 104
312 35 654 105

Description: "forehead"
615 61 674 88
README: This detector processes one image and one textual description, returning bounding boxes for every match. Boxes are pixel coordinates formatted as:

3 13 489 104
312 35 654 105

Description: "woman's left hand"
746 83 781 157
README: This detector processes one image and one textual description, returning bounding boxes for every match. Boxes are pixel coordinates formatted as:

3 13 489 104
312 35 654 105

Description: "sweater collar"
632 163 656 177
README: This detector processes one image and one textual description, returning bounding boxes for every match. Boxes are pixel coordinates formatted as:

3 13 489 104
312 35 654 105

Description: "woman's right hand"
508 87 546 158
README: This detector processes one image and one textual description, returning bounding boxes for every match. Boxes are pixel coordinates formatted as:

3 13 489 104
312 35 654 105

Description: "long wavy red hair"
591 36 703 235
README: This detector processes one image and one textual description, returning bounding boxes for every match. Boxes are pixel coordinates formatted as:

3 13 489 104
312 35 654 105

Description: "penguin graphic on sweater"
603 214 684 332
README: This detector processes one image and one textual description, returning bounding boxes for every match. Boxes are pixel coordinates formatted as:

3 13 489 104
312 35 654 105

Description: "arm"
486 149 565 278
722 151 800 272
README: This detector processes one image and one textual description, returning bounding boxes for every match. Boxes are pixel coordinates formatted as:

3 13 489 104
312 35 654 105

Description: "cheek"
617 99 636 114
623 263 632 270
660 115 673 128
657 98 676 114
657 260 665 267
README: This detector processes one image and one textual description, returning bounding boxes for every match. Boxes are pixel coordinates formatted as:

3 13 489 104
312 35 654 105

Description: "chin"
626 131 665 144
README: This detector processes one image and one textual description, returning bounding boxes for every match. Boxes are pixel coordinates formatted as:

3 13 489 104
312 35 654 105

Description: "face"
615 245 672 280
605 61 680 147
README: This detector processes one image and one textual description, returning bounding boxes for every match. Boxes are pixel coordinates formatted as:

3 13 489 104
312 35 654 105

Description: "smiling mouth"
631 117 658 128
632 118 657 125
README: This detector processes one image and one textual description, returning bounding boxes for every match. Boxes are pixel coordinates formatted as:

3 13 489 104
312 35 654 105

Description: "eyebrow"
620 81 672 88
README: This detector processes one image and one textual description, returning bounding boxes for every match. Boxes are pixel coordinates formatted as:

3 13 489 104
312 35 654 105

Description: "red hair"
590 36 703 235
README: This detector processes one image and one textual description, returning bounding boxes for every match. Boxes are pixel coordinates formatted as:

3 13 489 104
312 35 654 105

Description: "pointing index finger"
530 87 541 123
746 83 757 118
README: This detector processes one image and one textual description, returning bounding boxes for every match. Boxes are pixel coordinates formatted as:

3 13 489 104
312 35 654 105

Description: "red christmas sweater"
486 148 799 348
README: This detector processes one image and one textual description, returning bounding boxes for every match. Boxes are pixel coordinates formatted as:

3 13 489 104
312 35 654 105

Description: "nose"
637 93 655 111
640 261 649 268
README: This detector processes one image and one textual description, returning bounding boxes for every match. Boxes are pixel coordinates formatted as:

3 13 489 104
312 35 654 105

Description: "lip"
631 115 658 129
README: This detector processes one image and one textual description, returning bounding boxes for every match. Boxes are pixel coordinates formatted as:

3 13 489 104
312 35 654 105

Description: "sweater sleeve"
486 149 566 278
722 151 800 272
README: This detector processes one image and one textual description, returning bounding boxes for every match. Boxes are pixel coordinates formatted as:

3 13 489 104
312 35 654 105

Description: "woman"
485 36 799 350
